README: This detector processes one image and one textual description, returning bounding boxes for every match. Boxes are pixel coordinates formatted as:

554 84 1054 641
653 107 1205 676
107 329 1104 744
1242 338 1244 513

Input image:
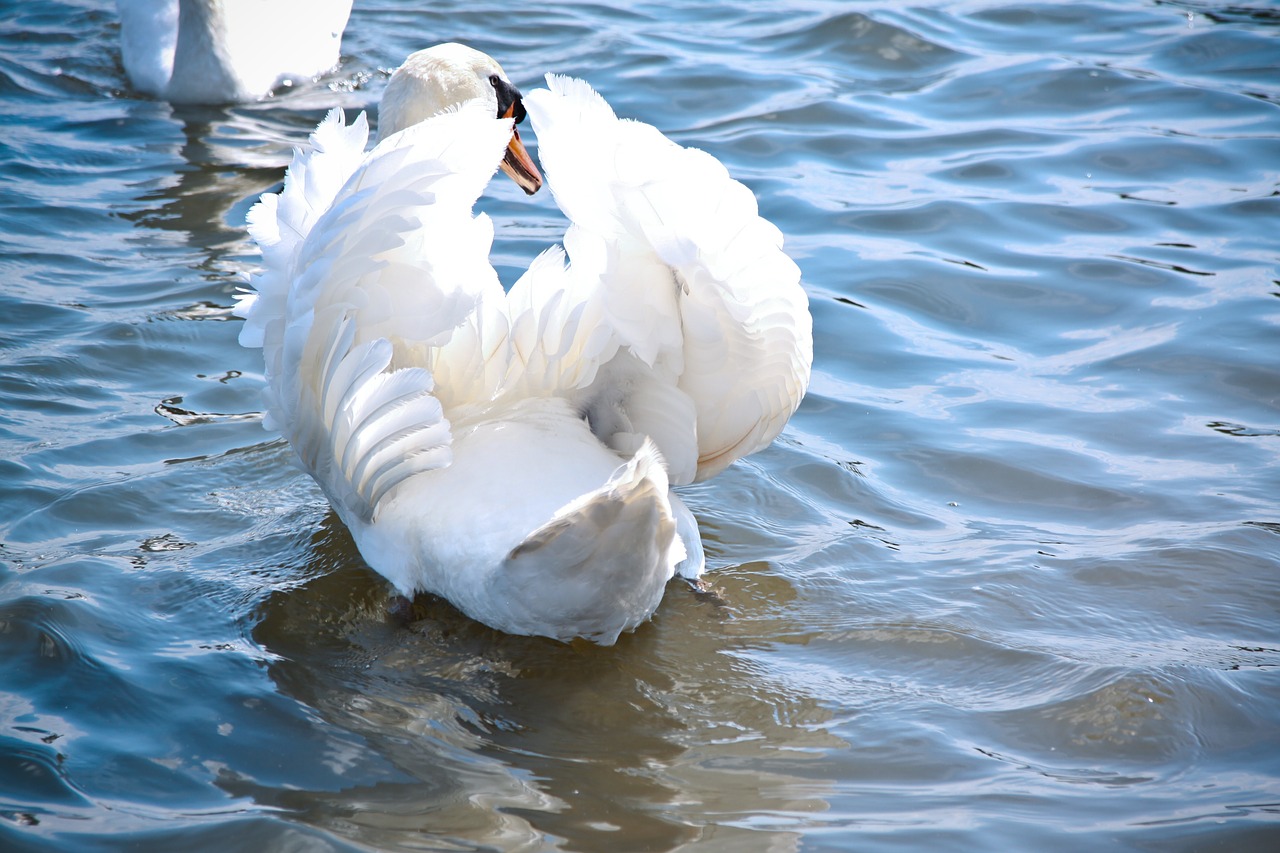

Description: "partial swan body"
237 45 812 643
116 0 352 104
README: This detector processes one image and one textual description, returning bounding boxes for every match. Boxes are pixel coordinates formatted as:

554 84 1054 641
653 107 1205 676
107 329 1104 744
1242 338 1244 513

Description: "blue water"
2 1 1278 850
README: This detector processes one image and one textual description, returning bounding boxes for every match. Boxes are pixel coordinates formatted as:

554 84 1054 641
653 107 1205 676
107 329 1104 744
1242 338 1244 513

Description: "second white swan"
116 0 353 104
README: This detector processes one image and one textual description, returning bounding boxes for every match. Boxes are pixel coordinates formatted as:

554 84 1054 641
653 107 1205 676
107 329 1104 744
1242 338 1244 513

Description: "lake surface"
1 1 1278 850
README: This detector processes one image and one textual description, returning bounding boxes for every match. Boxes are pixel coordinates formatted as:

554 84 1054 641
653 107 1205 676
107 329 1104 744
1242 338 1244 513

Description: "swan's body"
237 46 811 643
116 0 352 104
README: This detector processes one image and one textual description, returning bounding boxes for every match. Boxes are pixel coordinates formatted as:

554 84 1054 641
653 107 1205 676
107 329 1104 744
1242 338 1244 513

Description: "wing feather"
524 76 812 483
241 105 517 520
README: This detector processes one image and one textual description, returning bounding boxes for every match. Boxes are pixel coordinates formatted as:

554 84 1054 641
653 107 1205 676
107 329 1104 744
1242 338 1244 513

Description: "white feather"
524 73 812 483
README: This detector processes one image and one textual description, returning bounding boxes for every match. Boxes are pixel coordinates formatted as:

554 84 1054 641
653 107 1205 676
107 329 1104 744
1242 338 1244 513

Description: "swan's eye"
489 74 527 124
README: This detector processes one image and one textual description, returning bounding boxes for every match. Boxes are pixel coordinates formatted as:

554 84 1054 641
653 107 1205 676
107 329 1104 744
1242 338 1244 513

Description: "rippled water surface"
2 1 1278 850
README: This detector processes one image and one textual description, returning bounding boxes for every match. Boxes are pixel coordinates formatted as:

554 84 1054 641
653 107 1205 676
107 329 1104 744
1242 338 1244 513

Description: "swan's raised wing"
237 106 516 521
502 244 619 399
523 75 812 484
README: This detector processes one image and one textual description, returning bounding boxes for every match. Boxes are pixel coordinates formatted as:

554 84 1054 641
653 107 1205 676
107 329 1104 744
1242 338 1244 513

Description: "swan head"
379 42 543 195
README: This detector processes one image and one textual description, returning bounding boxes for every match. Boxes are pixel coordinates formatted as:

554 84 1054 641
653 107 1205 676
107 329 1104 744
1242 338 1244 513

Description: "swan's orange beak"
500 104 542 195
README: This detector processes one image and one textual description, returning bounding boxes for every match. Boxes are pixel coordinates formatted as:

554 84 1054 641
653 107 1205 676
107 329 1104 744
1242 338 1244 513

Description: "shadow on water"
246 511 841 851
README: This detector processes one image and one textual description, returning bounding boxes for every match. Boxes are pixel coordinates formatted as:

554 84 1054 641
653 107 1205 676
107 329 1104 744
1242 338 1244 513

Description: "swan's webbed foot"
385 593 416 627
684 577 732 614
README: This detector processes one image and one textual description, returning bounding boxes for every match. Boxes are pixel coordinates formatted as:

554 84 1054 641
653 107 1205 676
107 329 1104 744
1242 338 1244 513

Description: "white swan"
116 0 352 104
236 44 812 643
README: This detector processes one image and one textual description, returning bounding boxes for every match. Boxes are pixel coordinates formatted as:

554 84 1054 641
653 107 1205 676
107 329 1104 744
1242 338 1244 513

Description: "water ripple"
0 0 1277 850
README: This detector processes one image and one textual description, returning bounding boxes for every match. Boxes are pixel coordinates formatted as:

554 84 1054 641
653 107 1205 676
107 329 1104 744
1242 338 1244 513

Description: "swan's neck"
164 0 244 104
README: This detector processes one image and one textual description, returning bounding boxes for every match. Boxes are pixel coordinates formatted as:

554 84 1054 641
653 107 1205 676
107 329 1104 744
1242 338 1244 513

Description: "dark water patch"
1150 25 1280 96
986 665 1269 769
3 819 366 853
0 735 91 828
962 3 1175 55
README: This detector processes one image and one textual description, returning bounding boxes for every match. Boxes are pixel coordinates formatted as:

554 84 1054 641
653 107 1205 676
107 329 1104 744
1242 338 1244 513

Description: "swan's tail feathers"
497 439 681 644
524 76 812 483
